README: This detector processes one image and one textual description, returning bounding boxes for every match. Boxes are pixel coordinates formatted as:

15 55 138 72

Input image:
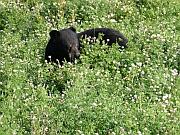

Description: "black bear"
45 27 80 65
77 28 128 49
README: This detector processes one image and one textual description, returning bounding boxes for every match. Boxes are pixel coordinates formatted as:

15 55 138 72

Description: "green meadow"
0 0 180 134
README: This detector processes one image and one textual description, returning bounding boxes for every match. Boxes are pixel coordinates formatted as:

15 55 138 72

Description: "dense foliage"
0 0 180 134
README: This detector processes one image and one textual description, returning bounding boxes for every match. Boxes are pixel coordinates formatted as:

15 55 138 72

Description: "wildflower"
161 38 166 42
101 17 105 21
173 119 177 123
162 94 168 100
92 102 97 107
143 119 146 122
126 87 131 92
36 33 41 37
137 131 142 135
151 34 156 38
171 69 178 76
13 70 18 73
76 130 83 134
110 19 117 23
161 104 166 108
137 62 142 67
12 131 17 135
120 127 125 132
131 63 136 67
44 127 48 132
134 95 138 99
141 71 145 75
96 71 100 76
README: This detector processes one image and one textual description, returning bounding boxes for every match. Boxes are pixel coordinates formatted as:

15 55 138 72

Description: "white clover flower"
161 104 166 108
120 127 125 132
101 17 105 21
165 100 169 104
13 70 18 73
137 62 142 67
171 69 178 76
126 87 131 92
141 71 145 75
131 63 136 67
36 33 41 37
92 102 97 107
157 34 161 38
137 131 142 135
12 131 17 135
95 71 100 76
134 95 138 99
110 19 117 23
151 34 156 38
76 130 83 134
44 127 48 132
161 38 166 42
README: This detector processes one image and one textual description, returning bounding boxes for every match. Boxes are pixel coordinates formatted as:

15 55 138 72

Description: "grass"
0 0 180 134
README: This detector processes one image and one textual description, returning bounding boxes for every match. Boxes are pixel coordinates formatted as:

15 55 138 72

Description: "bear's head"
45 27 80 65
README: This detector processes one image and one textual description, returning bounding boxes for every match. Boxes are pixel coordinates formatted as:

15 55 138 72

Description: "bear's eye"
69 45 72 52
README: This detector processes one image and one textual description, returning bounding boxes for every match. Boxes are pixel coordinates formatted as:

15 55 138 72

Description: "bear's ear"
49 30 60 39
69 26 76 33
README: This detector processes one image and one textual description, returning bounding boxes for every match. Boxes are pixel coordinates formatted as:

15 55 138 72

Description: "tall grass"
0 0 180 134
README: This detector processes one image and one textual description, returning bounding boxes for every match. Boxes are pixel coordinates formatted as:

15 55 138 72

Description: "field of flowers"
0 0 180 134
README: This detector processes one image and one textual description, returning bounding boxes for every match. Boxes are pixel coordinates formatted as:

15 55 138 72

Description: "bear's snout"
75 52 80 58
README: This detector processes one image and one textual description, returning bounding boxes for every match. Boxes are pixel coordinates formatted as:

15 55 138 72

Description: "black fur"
77 28 128 49
45 27 80 65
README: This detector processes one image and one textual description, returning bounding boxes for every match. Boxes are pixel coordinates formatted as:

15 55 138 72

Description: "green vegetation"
0 0 180 134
